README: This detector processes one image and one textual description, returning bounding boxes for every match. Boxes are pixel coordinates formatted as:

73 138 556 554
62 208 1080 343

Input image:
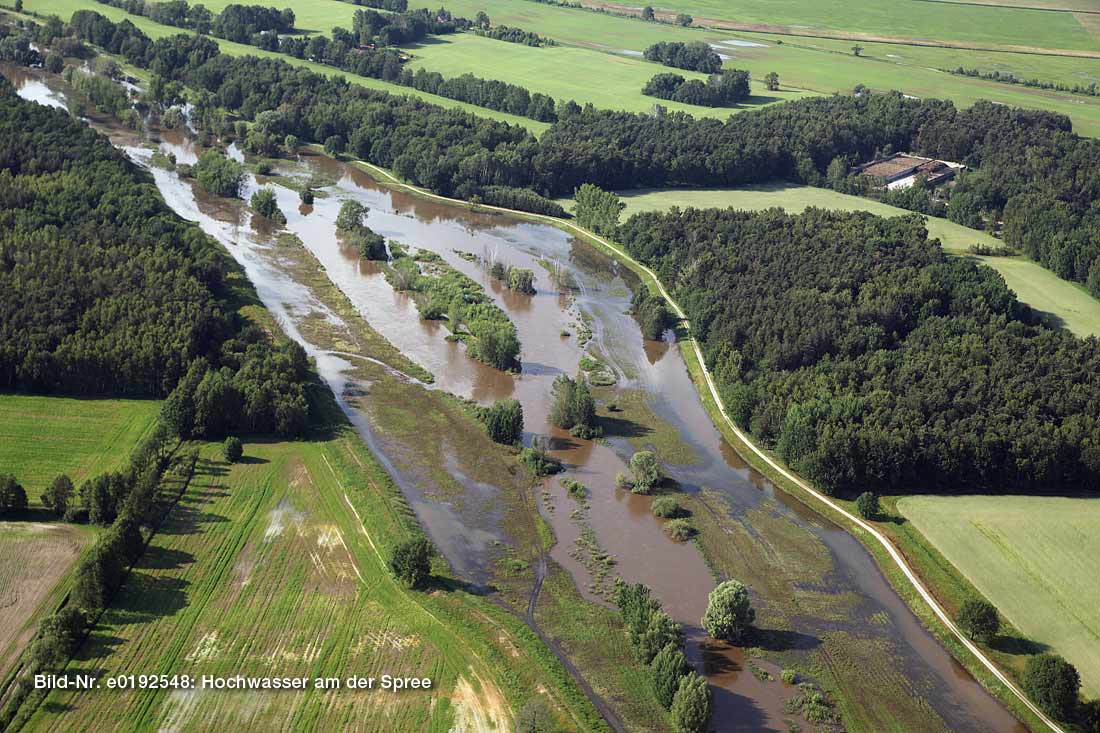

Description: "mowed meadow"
27 421 595 732
899 495 1100 697
599 184 1100 338
0 395 161 505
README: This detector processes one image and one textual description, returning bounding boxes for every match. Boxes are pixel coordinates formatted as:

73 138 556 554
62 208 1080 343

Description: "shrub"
855 491 879 519
0 474 28 517
665 518 696 541
299 187 314 204
389 537 435 589
222 436 243 463
651 496 683 518
781 669 799 684
520 437 562 476
562 479 587 501
702 579 755 643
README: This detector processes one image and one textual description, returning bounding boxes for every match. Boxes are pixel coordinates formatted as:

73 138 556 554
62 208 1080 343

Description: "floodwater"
4 65 1027 733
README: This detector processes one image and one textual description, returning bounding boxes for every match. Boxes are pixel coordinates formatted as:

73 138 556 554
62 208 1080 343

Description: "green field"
602 184 1100 337
607 0 1098 50
899 495 1100 697
26 426 597 732
0 394 161 501
405 32 815 117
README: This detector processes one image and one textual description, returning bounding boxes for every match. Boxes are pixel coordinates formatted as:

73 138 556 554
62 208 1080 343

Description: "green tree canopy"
702 579 755 643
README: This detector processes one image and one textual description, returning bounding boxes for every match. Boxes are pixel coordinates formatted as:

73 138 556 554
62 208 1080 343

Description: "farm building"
856 153 964 189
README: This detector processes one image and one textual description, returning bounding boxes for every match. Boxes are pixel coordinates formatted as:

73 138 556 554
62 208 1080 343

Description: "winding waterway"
4 65 1027 733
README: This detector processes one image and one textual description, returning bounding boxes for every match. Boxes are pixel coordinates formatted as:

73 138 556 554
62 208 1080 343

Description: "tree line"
0 77 310 436
474 23 554 47
93 0 296 43
642 69 750 108
616 205 1100 497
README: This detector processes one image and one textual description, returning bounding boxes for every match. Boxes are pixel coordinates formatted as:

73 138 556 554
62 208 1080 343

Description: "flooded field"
3 65 1028 732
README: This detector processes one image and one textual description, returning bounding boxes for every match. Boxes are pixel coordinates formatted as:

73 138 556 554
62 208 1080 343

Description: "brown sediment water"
5 65 1027 733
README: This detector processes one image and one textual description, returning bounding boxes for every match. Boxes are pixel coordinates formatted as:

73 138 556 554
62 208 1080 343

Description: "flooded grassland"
3 65 1029 733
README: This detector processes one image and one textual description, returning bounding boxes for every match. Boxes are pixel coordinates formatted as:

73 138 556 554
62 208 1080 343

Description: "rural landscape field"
1 0 1099 730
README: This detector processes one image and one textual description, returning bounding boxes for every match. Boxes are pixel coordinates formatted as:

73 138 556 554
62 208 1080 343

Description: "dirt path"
351 158 1065 733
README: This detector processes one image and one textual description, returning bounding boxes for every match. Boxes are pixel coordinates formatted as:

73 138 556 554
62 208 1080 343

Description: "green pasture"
622 0 1097 50
899 494 1100 697
602 184 1100 337
405 32 816 117
0 394 161 501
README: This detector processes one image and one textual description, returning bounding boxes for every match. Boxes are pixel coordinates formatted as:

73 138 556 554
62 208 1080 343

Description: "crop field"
404 32 816 117
0 523 97 680
898 495 1100 697
24 0 549 133
602 184 1100 337
598 0 1098 51
26 426 595 732
0 395 161 504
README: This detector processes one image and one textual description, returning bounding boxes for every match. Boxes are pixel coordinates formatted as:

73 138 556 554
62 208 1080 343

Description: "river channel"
4 65 1027 733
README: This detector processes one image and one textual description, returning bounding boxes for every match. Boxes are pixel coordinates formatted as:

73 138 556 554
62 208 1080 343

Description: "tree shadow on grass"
598 414 653 440
137 545 194 571
749 626 821 653
107 573 190 626
991 634 1048 657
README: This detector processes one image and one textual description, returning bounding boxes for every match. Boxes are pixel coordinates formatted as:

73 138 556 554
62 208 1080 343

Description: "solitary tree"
855 491 879 519
482 398 524 444
336 200 369 231
642 5 655 20
702 579 755 643
323 134 345 157
851 45 864 56
628 451 662 493
764 71 780 91
652 642 692 708
670 673 711 733
223 436 243 463
390 537 435 588
1023 654 1080 721
250 188 285 224
957 599 1000 643
676 13 693 26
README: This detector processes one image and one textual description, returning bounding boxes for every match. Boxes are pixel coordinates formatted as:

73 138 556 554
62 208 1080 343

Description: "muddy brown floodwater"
4 65 1028 733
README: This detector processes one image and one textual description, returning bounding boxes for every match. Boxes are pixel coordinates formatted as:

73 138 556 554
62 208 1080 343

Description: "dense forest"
0 78 310 437
617 207 1100 496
